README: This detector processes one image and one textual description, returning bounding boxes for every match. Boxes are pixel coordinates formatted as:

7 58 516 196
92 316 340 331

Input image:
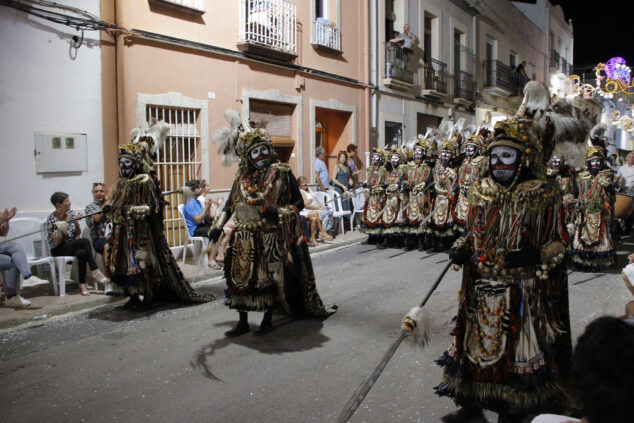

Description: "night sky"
549 1 631 72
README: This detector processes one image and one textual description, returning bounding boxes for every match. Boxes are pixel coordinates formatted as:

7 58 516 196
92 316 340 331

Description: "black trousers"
93 237 107 254
52 238 98 284
193 224 213 239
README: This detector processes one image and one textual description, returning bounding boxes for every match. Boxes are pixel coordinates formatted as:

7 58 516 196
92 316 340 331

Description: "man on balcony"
390 24 416 70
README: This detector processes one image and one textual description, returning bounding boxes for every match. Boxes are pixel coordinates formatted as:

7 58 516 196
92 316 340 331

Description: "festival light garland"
569 57 634 100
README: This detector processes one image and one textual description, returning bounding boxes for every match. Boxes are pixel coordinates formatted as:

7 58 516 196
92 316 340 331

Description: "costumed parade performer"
360 148 387 245
211 110 336 336
431 82 576 422
104 122 213 307
423 118 464 251
402 131 435 251
453 126 489 237
567 144 616 271
546 152 577 236
378 148 408 249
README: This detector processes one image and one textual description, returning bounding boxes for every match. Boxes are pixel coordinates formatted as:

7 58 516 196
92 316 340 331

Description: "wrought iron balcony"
237 0 297 61
312 19 341 54
484 60 512 96
550 49 560 70
560 58 573 75
511 73 530 96
454 70 475 104
421 59 448 97
383 42 416 90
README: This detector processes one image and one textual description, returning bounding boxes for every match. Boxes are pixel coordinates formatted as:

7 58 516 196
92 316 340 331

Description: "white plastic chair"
330 191 352 234
3 217 60 295
350 188 366 231
177 204 209 267
39 223 78 297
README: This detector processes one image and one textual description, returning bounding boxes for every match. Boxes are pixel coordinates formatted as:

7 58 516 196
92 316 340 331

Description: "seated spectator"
1 207 49 307
531 316 634 423
46 192 109 296
297 176 333 247
85 182 110 254
182 179 220 240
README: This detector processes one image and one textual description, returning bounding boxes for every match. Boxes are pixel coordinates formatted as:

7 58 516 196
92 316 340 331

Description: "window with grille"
146 105 202 247
249 100 295 162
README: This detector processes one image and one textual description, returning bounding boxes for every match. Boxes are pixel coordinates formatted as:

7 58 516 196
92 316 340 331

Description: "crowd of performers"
360 117 620 274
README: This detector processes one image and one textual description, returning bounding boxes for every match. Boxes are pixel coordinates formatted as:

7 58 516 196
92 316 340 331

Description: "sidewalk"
0 230 367 330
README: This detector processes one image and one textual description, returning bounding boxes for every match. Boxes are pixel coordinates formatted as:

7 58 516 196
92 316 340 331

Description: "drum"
614 193 634 220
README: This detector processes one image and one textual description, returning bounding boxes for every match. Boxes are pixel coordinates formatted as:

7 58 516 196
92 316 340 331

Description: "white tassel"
401 306 430 348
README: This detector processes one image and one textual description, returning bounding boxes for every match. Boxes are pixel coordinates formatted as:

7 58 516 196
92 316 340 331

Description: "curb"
1 233 367 331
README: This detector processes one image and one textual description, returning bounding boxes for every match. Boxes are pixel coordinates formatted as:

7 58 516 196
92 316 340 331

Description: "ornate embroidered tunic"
222 163 331 315
567 169 615 271
454 155 487 234
403 160 434 232
361 165 386 235
423 162 459 242
381 164 407 234
436 177 572 415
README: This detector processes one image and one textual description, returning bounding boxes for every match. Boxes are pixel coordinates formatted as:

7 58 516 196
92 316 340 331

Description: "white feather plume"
401 306 430 348
145 120 171 155
212 109 243 166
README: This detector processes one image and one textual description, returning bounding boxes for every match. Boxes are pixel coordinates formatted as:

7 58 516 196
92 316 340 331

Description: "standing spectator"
331 150 353 212
346 144 363 187
1 207 48 307
315 146 329 191
182 179 220 241
390 23 416 69
516 60 528 78
47 192 109 296
616 152 634 235
616 152 634 193
620 253 634 320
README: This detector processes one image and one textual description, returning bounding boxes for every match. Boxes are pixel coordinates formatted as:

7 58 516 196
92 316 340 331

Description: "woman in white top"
298 176 333 247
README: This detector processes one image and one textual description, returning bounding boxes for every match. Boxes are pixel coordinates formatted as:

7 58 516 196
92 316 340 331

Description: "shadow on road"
191 316 331 381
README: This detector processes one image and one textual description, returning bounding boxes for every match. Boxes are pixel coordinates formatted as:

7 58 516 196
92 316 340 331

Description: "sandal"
319 232 334 241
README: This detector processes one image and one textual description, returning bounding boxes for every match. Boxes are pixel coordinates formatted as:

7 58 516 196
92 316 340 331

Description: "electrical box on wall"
34 132 88 173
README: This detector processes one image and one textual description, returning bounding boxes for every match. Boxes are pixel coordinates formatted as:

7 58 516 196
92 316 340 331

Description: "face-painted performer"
567 145 616 271
432 83 574 422
210 111 336 336
423 118 464 251
453 128 490 235
402 132 436 250
547 153 576 234
360 148 387 245
104 122 212 307
377 147 408 249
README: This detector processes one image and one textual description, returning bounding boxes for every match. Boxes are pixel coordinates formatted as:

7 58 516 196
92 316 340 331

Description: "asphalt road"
0 240 631 423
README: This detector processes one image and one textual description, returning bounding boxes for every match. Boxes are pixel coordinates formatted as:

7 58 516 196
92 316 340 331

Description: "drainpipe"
369 0 378 151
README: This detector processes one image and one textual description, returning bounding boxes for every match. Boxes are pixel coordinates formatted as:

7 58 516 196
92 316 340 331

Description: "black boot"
417 236 425 251
497 411 528 423
254 310 274 335
377 237 389 249
118 295 142 309
442 406 485 423
225 312 250 337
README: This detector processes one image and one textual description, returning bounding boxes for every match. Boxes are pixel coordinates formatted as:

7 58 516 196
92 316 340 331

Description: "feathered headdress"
212 110 271 167
119 120 170 173
492 81 588 177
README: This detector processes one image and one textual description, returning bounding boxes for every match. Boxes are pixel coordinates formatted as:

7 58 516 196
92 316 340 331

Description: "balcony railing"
454 70 475 102
238 0 297 60
550 49 560 70
560 58 573 75
423 59 448 94
512 72 530 96
313 19 341 52
384 42 416 85
485 60 512 92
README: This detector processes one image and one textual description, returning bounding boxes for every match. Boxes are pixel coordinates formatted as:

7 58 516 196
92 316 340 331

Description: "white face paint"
465 144 476 158
249 144 271 169
490 146 519 185
119 157 135 178
550 156 562 169
413 147 424 160
390 154 401 167
588 158 602 173
371 153 382 165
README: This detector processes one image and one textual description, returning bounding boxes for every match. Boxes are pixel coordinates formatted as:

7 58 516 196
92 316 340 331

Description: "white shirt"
617 164 634 189
531 414 580 423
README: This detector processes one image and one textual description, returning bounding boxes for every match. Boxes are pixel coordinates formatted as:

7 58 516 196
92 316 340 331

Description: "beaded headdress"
585 145 605 161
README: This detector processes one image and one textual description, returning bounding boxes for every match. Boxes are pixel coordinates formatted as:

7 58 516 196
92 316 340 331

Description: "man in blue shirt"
182 180 217 239
315 146 329 191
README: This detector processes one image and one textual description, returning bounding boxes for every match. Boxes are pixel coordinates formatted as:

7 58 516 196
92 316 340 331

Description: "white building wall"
0 0 103 219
